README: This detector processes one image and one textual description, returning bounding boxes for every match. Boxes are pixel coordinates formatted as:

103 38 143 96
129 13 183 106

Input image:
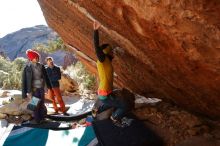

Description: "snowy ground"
46 95 95 116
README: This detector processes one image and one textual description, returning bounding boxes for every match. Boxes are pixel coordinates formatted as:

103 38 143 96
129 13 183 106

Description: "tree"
34 37 67 54
0 56 27 89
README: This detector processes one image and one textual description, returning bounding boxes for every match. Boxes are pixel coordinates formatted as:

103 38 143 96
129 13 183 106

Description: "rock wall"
60 72 78 93
38 0 220 118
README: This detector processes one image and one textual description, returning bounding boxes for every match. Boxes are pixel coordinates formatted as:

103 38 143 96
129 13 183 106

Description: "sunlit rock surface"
60 73 78 93
38 0 220 118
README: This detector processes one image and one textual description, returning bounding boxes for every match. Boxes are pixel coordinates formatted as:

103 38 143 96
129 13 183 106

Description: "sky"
0 0 47 38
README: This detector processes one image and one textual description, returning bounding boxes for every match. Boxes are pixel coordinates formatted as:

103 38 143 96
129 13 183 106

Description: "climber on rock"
92 20 128 125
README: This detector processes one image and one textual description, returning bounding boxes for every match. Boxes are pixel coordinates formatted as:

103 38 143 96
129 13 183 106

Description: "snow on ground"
46 95 95 115
135 94 162 105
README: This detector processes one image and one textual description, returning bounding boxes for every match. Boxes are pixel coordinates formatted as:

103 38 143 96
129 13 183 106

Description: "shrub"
34 37 67 54
0 57 11 72
0 57 27 89
64 61 97 93
0 70 8 87
13 57 27 71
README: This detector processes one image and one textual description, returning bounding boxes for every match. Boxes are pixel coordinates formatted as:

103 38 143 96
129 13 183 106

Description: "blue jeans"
98 94 127 120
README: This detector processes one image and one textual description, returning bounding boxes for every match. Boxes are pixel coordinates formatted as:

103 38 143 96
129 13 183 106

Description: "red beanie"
26 49 40 61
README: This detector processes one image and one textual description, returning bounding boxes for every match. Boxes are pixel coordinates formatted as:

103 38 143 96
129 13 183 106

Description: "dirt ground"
134 101 220 146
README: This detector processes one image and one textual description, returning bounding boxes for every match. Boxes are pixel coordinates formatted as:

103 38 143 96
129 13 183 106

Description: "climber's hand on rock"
93 21 101 30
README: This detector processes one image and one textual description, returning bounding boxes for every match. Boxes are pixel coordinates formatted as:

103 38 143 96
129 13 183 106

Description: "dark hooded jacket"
22 62 52 99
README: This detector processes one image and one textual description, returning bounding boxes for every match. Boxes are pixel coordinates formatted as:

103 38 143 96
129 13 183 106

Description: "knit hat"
26 49 40 61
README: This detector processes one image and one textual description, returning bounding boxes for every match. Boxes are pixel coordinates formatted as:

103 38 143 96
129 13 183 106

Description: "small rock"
0 113 7 119
187 128 198 136
0 91 10 98
7 115 23 124
184 116 202 128
0 98 31 116
21 114 32 121
203 133 213 139
170 111 180 115
149 107 157 113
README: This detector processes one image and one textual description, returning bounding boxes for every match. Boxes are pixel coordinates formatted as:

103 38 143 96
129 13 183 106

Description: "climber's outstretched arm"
93 21 105 62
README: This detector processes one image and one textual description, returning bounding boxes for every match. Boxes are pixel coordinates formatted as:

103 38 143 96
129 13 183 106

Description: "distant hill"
0 25 76 66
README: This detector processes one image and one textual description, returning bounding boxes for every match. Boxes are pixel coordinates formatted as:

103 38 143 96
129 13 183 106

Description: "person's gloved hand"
93 21 101 30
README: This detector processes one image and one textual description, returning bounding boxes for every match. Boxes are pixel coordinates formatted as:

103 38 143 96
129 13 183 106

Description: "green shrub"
64 61 97 92
0 70 8 87
13 57 27 71
0 57 12 72
0 57 27 89
34 37 67 54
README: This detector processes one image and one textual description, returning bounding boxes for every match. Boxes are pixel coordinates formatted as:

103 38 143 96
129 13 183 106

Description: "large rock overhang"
38 0 220 119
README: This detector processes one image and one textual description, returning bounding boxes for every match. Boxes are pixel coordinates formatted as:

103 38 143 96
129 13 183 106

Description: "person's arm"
42 65 52 89
22 67 27 99
93 21 105 62
25 66 33 99
57 67 61 80
52 66 61 81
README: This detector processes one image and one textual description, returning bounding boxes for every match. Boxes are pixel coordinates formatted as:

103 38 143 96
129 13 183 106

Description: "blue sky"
0 0 47 38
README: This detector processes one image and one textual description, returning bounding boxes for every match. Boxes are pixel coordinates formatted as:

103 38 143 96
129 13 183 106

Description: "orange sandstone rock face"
38 0 220 118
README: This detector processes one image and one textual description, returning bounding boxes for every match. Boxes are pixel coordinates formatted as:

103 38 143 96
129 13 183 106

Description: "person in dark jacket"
46 57 67 114
92 21 127 123
22 49 52 123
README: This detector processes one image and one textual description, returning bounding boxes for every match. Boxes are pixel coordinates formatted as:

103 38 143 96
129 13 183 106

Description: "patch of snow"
67 98 94 115
46 95 95 116
135 94 162 105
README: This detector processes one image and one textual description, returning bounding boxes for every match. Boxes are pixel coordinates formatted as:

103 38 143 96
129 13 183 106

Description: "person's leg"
96 94 128 121
105 94 128 121
97 97 112 113
38 88 47 121
32 88 46 123
53 87 66 113
48 88 58 112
